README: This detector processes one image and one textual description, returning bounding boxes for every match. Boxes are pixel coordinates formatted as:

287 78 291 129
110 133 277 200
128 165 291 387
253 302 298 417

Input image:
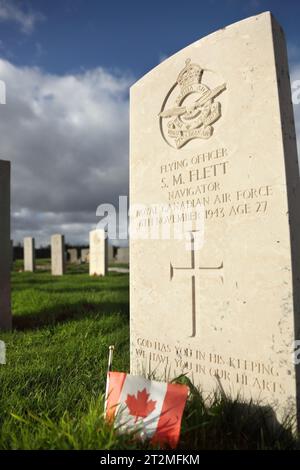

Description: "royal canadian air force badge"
159 59 226 149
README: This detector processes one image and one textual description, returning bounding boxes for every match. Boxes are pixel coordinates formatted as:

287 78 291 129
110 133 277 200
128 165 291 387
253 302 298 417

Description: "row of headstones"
67 245 129 265
0 159 124 329
1 156 129 330
21 232 108 276
19 237 129 273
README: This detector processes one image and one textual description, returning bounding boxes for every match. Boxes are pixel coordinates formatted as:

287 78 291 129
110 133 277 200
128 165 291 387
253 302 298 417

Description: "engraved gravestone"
51 234 65 276
0 160 11 330
130 12 300 424
89 229 108 276
24 237 35 272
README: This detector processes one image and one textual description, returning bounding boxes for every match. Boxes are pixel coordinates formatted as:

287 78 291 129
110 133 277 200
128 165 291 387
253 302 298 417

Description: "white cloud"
0 59 133 246
0 0 44 34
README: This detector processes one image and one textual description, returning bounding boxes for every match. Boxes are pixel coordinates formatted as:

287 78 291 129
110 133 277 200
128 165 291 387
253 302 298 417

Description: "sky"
0 0 299 247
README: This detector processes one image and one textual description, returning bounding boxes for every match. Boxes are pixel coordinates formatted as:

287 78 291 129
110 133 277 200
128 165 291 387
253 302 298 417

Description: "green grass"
1 261 129 449
0 261 298 449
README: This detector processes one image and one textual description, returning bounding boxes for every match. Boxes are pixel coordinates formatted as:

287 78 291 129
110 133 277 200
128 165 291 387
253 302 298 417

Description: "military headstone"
0 160 11 330
51 234 65 275
81 248 90 263
24 237 35 272
67 248 78 264
89 229 108 276
116 247 129 264
130 12 300 424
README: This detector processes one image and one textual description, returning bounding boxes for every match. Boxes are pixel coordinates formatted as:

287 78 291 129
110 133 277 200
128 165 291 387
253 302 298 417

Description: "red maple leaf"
125 388 156 422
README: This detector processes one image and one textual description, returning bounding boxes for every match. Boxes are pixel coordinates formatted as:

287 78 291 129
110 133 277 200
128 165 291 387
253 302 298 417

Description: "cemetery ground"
0 260 298 450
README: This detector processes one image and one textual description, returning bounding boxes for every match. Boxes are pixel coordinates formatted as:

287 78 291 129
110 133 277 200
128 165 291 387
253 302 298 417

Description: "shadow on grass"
13 300 129 331
178 377 298 450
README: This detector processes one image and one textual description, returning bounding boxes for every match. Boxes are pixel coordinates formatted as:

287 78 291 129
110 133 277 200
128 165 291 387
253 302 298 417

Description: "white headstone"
24 237 35 272
116 247 129 264
81 248 90 263
130 12 300 424
67 248 78 264
51 234 65 276
89 229 108 276
0 160 11 330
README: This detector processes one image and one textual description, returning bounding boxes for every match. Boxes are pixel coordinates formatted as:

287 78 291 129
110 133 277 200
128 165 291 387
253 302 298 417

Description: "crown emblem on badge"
177 59 203 88
159 58 227 149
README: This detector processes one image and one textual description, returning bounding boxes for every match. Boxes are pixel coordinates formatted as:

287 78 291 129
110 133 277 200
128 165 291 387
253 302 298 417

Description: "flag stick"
107 345 114 373
104 345 115 415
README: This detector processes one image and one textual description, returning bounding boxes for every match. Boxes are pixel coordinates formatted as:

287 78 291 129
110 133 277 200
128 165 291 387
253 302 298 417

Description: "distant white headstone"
81 248 90 263
67 248 78 264
116 247 129 264
51 234 65 276
24 237 35 272
89 229 108 276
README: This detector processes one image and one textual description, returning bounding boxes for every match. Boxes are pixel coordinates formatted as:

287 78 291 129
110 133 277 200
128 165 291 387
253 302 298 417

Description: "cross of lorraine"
159 59 226 149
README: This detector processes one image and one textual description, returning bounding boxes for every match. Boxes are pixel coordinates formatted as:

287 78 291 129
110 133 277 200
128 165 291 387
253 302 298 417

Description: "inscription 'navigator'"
159 59 226 149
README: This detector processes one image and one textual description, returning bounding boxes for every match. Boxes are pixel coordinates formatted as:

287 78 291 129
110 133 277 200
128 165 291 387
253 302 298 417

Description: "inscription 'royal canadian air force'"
159 59 226 149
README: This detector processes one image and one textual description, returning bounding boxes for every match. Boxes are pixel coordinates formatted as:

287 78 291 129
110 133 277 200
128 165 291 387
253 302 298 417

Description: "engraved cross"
170 231 223 337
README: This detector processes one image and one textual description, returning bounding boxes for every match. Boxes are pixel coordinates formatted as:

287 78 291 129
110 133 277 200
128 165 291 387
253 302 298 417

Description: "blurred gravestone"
116 247 129 264
89 229 108 276
81 248 89 263
51 234 65 276
67 248 78 264
24 237 35 272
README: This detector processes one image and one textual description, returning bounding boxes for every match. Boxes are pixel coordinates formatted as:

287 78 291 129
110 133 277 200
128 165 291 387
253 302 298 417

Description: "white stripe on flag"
114 375 167 440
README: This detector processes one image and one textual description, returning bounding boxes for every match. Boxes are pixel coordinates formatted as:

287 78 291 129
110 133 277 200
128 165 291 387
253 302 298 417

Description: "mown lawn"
0 261 298 449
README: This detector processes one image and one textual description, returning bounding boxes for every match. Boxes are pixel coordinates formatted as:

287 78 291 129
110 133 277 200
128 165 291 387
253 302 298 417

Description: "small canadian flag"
105 371 189 448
